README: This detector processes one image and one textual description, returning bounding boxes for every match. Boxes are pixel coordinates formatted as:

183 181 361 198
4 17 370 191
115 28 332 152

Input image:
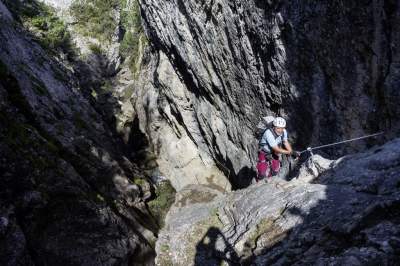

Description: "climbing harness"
300 132 384 166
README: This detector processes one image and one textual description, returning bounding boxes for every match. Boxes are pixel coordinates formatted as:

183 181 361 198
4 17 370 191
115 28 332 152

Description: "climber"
256 117 299 181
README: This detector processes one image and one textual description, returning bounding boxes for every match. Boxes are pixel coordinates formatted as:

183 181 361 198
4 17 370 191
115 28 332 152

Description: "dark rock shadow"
235 166 256 189
276 154 300 182
217 156 255 190
194 227 240 266
0 2 157 264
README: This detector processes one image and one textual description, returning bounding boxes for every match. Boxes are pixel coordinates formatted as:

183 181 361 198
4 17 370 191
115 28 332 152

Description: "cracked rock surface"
136 0 400 189
155 138 400 265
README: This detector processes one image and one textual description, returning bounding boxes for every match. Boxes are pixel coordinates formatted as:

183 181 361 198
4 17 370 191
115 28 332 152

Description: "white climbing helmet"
273 117 286 128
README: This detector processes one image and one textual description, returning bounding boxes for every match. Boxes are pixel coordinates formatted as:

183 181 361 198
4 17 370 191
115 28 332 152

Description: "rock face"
155 138 400 265
136 0 400 189
281 0 400 154
137 0 287 189
0 2 155 265
132 50 233 191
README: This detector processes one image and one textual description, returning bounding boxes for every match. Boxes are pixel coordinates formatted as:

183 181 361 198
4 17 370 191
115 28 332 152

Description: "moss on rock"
148 180 176 229
157 243 174 266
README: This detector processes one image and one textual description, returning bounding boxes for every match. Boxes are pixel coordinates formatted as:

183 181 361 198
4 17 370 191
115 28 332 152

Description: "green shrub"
39 18 71 51
31 16 47 30
70 0 120 43
119 0 147 75
120 30 136 58
4 0 75 56
69 0 146 73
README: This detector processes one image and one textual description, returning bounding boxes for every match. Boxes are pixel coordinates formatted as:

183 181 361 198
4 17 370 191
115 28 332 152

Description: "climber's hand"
291 150 301 158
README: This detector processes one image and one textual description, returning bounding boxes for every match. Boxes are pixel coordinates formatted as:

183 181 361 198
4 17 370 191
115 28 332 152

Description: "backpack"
255 116 275 142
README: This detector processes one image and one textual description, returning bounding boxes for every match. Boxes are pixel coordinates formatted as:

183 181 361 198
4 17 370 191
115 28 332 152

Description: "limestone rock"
0 2 155 264
295 154 334 183
132 50 232 191
155 138 400 265
136 0 400 190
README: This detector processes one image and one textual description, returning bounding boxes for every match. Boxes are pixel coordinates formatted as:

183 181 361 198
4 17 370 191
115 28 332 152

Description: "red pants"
256 151 280 180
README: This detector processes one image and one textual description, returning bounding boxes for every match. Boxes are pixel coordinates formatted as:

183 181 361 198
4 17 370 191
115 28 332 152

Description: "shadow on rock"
235 166 256 189
195 227 240 266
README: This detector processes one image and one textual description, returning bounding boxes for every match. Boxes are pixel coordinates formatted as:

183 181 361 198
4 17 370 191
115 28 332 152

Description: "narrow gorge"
0 0 399 265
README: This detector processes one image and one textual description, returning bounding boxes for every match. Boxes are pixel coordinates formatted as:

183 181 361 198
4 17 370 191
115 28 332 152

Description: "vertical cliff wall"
281 0 400 153
135 0 400 189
